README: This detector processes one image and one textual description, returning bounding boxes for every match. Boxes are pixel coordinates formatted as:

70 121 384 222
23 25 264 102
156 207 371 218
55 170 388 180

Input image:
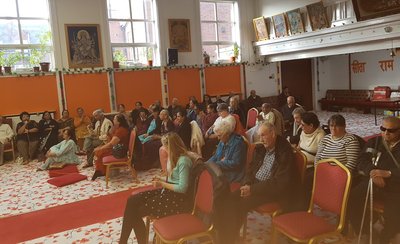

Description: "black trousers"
119 188 190 244
348 179 400 243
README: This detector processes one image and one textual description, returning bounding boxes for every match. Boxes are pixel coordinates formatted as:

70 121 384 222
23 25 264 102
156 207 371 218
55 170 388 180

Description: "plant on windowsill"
0 49 5 74
147 48 153 67
203 51 210 65
3 52 22 74
231 43 239 63
113 50 127 69
34 31 52 72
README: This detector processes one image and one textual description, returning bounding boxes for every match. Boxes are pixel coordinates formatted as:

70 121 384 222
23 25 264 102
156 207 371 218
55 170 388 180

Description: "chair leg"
128 162 138 183
105 165 111 188
242 213 248 240
271 226 279 244
145 216 150 244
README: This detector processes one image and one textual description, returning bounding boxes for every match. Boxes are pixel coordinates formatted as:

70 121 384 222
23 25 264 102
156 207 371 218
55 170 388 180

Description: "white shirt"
94 118 113 141
0 123 14 144
213 114 236 132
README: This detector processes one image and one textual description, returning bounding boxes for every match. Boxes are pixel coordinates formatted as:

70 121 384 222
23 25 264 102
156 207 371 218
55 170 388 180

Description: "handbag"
112 143 127 159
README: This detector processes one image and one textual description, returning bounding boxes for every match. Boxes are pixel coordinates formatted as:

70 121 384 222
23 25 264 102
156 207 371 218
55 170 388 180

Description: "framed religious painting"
168 19 192 52
253 17 269 41
306 1 329 31
272 13 288 38
65 24 104 68
286 9 305 35
352 0 400 21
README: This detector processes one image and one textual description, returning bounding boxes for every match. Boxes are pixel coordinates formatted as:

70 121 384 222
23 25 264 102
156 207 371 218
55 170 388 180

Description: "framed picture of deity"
286 9 305 35
306 1 329 31
272 13 288 38
352 0 400 21
253 17 269 41
65 24 104 68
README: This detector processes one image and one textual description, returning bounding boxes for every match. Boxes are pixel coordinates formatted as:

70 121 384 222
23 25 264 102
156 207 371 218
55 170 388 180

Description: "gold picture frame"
253 17 269 41
168 19 192 52
286 9 305 35
306 2 329 31
272 13 288 38
65 24 104 68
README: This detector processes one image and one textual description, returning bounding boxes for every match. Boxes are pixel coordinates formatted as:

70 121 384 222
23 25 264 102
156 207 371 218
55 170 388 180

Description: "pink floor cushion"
47 173 87 187
49 165 79 178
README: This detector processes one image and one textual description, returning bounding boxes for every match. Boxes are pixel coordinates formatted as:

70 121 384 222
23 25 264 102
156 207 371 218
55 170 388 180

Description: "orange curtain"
114 70 162 110
167 68 201 105
204 65 242 97
0 76 59 116
63 73 110 116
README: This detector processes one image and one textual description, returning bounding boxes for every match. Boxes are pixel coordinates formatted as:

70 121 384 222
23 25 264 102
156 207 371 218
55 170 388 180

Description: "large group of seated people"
0 89 399 243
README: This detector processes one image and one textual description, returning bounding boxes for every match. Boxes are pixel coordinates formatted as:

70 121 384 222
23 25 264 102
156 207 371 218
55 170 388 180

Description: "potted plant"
231 43 239 63
3 52 21 74
203 51 210 64
147 48 153 67
29 48 42 72
0 49 4 74
37 31 52 72
113 50 126 69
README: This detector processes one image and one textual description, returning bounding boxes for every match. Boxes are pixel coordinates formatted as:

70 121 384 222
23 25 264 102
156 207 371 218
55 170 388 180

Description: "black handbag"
112 143 127 158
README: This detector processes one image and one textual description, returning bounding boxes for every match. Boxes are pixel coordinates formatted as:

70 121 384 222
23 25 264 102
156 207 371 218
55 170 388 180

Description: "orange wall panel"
167 69 201 105
0 75 59 116
64 73 110 116
114 70 162 110
204 65 242 96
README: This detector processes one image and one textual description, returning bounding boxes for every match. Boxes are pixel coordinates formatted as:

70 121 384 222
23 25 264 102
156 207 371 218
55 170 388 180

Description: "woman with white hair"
206 120 247 183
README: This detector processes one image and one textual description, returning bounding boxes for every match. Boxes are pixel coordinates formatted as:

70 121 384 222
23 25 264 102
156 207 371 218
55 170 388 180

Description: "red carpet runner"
0 189 132 244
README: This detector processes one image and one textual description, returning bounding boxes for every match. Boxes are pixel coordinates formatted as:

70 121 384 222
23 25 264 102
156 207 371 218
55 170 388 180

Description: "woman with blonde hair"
119 132 193 244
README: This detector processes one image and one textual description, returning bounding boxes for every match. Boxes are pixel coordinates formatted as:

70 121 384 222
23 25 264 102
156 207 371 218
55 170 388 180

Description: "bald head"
287 96 295 108
258 122 276 149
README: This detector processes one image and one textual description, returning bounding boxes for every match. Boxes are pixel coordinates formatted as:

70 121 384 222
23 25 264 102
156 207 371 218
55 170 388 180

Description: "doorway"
281 59 313 110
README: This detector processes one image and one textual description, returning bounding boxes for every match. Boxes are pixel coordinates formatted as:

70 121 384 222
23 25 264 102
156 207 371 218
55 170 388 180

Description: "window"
200 0 239 63
0 0 53 69
107 0 157 66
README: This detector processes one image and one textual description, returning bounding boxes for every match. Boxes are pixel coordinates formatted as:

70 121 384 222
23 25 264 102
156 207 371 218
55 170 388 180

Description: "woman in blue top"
37 128 80 170
119 132 193 244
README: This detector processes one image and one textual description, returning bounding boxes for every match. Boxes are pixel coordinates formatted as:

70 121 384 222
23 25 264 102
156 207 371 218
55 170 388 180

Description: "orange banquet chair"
246 108 258 129
242 148 307 239
102 129 138 188
232 114 246 137
3 118 16 161
271 159 352 244
153 169 214 244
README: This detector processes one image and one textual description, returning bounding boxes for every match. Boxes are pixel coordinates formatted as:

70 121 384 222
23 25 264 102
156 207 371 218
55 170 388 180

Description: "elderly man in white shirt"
0 115 15 165
82 109 113 168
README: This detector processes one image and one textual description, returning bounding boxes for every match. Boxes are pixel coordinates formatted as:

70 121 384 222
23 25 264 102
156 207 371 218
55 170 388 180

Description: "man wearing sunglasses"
349 116 400 244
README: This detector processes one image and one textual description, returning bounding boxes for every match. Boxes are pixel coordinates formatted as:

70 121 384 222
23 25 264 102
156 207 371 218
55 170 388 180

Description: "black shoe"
91 170 104 181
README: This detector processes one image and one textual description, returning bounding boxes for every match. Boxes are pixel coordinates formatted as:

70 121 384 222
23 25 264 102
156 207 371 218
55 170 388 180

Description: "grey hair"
92 109 104 116
260 122 275 132
292 107 305 116
214 120 234 135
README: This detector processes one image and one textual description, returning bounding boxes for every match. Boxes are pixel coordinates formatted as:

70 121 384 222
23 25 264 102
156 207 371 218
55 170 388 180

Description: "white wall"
245 63 279 97
255 0 319 17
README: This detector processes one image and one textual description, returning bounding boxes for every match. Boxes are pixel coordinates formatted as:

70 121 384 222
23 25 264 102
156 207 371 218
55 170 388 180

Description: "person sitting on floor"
217 122 300 243
207 120 247 183
135 109 150 136
0 115 14 166
73 107 91 151
247 89 262 109
119 132 193 244
91 114 130 180
82 109 113 168
348 116 400 244
38 111 59 157
37 128 80 171
16 112 40 165
57 110 74 141
130 101 149 127
297 112 325 164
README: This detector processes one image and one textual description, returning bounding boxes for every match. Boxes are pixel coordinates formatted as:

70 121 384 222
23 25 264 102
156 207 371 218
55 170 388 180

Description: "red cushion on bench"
48 165 79 178
47 173 87 187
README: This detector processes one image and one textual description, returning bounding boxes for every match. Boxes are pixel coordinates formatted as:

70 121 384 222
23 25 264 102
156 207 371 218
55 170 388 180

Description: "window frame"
200 0 240 62
106 0 158 66
0 0 53 69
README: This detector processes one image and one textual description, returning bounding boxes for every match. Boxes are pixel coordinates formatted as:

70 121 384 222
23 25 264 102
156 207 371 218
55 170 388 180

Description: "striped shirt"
315 133 360 171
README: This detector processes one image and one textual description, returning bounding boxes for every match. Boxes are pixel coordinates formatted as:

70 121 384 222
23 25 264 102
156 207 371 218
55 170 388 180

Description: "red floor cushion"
47 173 87 187
49 165 79 178
103 155 128 163
256 202 281 213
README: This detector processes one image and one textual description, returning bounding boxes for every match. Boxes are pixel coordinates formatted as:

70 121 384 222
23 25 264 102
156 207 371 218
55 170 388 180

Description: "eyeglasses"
380 126 400 133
